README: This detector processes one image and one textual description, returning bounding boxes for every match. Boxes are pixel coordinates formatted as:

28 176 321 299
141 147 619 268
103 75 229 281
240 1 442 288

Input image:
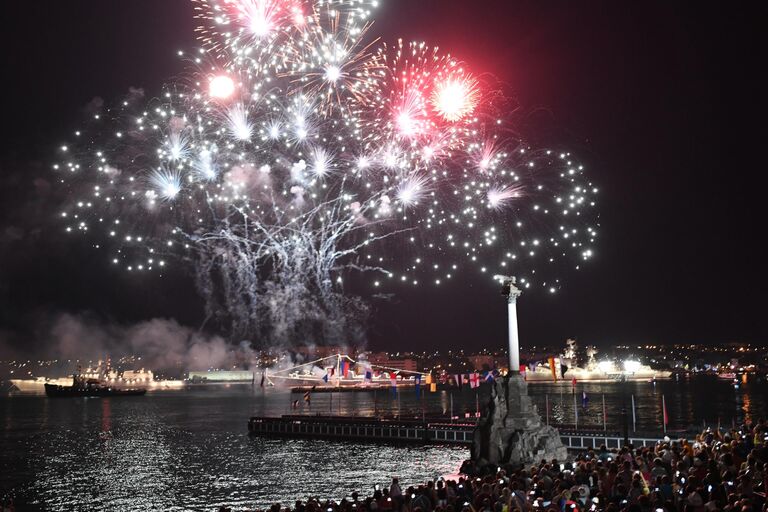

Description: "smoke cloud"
42 313 257 371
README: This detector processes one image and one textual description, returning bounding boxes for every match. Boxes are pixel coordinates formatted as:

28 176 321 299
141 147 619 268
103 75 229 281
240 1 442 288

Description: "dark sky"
0 1 765 355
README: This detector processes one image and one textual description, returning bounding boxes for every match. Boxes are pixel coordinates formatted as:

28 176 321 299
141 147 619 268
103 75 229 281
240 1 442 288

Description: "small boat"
44 373 146 398
717 372 737 380
44 383 147 397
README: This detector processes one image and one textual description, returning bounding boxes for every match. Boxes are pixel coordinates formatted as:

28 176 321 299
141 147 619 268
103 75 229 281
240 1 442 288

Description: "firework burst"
55 0 599 344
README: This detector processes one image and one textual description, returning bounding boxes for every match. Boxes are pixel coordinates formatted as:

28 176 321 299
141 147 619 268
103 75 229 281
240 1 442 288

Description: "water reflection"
2 390 468 510
3 376 768 509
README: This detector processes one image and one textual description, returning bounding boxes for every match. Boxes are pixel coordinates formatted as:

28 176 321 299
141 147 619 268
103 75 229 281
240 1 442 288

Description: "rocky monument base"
471 374 567 470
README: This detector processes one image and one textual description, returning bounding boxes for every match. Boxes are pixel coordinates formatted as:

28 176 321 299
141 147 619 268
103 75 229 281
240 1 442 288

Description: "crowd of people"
222 419 768 512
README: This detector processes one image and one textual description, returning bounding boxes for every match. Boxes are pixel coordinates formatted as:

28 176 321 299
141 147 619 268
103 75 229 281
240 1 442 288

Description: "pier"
248 415 476 445
248 415 689 449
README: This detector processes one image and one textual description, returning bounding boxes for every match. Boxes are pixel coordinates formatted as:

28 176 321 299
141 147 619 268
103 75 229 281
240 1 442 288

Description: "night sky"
0 1 764 356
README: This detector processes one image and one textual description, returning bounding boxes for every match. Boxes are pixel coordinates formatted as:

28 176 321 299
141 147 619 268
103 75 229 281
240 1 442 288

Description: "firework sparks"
56 0 599 344
431 74 479 122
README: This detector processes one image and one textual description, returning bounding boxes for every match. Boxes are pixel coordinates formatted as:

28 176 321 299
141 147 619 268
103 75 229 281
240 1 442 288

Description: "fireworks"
209 75 236 99
55 0 599 344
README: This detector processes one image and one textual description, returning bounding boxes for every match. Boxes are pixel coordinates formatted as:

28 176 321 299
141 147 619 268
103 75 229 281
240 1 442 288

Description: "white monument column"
497 276 522 374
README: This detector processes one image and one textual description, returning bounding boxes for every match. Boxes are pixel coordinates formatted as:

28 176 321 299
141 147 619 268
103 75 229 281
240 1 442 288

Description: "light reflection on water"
2 376 766 510
1 389 469 511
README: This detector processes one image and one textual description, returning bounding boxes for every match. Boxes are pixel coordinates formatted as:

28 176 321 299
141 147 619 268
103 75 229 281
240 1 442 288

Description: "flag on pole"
390 372 397 396
631 394 637 432
573 392 579 428
528 362 537 373
415 374 422 397
364 369 373 383
430 383 437 393
303 390 311 405
260 371 265 388
662 394 668 433
548 357 558 381
340 359 349 378
571 377 577 390
483 370 495 384
469 372 480 389
454 374 463 387
581 391 589 409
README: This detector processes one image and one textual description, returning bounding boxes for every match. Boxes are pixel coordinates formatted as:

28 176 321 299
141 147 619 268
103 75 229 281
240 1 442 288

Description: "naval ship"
10 360 184 392
523 339 672 382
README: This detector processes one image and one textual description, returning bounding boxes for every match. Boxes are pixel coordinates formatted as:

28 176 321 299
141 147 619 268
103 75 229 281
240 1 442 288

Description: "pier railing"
249 415 477 445
248 414 688 450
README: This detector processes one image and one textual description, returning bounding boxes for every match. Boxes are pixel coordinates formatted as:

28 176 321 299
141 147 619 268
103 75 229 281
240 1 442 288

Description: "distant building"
366 352 418 372
188 370 254 382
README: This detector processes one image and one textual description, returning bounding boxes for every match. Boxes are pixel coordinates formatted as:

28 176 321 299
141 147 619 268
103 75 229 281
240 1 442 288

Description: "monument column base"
471 375 567 469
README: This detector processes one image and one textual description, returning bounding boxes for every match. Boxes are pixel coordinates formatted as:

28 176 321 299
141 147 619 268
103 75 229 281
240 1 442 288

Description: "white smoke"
47 313 251 371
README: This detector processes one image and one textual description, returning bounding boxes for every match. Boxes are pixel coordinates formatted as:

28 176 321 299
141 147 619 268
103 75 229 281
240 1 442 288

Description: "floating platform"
247 415 692 451
248 414 477 445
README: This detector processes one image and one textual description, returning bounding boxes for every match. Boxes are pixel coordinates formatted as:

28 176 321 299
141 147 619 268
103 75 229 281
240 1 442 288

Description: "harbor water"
1 375 766 510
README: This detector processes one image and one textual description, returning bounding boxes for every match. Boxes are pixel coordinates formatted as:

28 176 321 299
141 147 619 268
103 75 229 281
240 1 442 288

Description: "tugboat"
44 367 147 398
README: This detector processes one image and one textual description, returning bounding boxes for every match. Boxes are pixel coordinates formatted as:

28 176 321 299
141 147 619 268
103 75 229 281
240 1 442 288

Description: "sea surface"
1 375 766 510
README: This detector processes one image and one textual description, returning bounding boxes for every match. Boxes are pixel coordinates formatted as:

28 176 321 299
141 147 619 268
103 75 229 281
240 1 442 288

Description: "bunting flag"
469 372 480 389
581 391 589 409
364 369 373 383
303 391 311 405
390 372 397 395
561 363 568 379
415 374 422 397
548 357 558 381
340 359 349 378
322 373 329 384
